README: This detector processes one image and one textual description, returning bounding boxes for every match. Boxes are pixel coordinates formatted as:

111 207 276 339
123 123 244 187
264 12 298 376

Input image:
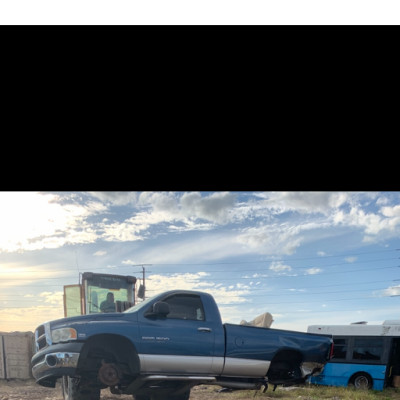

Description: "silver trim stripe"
139 354 270 377
223 357 270 377
139 354 223 375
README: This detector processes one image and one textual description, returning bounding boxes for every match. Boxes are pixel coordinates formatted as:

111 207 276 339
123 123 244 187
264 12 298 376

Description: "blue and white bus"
307 321 400 391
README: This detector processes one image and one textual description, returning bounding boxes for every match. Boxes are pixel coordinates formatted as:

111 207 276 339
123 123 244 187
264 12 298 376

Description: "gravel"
0 380 232 400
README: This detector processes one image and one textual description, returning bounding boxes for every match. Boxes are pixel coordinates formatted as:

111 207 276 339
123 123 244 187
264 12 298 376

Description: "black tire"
139 389 190 400
61 376 101 400
170 389 190 400
171 390 190 400
350 372 373 390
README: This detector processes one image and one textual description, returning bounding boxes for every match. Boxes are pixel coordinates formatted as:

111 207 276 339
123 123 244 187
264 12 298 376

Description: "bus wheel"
350 372 373 390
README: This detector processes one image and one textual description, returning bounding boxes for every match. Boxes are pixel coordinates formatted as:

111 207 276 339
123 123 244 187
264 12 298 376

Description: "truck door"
138 293 223 375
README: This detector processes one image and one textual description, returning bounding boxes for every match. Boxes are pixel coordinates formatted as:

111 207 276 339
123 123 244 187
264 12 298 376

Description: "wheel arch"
266 348 304 384
270 348 303 365
78 333 140 376
348 371 373 389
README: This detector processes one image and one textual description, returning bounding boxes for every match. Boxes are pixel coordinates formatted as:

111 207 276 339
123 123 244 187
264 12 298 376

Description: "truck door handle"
198 327 212 333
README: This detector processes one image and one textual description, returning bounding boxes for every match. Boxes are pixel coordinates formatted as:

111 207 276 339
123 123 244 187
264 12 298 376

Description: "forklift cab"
64 272 137 317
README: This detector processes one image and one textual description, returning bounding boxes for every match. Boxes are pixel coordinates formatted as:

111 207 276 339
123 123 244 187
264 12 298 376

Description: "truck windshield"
124 296 154 313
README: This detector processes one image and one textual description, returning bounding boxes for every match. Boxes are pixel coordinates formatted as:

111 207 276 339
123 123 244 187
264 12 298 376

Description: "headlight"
51 327 77 343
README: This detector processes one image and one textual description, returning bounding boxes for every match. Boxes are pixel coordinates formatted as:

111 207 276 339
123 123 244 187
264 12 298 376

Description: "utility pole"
142 265 146 300
133 264 151 300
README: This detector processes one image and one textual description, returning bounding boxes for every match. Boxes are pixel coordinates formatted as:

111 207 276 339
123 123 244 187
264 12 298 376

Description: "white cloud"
269 261 292 273
99 192 237 242
250 273 269 278
350 207 383 235
0 262 70 288
381 205 400 218
305 268 322 275
138 192 179 211
39 291 64 305
135 192 237 226
131 232 250 265
144 272 250 308
237 224 303 256
88 192 139 206
2 191 400 257
376 195 390 206
180 192 237 224
333 210 345 224
378 285 400 297
101 220 146 242
331 199 400 243
0 192 105 252
261 192 349 215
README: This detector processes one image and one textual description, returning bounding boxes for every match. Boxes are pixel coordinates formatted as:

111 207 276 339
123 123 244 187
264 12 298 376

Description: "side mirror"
153 301 170 317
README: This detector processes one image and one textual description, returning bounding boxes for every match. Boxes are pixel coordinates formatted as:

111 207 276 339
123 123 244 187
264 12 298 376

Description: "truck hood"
48 312 136 329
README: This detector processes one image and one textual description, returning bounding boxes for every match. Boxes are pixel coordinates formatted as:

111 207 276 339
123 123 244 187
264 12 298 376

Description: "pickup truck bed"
32 290 333 400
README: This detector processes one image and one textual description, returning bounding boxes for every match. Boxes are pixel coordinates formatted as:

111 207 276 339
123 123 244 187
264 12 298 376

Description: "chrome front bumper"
32 352 80 379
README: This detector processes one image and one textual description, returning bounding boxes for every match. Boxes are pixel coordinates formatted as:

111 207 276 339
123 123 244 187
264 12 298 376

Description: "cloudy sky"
1 191 400 333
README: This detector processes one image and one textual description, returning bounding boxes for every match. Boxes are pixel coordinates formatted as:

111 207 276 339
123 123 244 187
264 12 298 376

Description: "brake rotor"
98 361 122 386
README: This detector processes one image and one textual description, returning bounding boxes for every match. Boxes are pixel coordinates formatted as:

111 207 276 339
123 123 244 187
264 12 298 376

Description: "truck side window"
164 294 205 321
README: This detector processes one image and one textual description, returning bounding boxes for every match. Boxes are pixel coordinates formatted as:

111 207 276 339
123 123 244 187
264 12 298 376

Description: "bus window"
352 337 383 361
332 338 348 360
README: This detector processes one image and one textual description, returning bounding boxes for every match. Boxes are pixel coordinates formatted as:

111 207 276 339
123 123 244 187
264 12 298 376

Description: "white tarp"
240 312 273 328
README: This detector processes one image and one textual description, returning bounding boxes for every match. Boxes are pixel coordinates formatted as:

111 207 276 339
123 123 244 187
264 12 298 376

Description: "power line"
143 257 400 274
137 248 400 266
145 264 400 282
1 279 396 303
0 248 398 278
1 259 399 283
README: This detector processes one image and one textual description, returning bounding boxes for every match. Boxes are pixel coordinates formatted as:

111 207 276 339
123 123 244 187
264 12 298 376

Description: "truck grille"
35 324 50 351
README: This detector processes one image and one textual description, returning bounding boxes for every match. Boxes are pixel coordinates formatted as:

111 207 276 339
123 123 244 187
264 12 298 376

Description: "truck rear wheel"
62 376 101 400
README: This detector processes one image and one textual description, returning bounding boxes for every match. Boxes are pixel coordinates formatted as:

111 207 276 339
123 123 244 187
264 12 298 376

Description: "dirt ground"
0 380 245 400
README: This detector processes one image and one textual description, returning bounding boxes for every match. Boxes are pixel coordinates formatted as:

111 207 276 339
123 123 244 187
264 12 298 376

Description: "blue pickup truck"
31 290 333 400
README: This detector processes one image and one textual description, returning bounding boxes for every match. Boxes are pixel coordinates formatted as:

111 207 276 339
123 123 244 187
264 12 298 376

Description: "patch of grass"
208 385 400 400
